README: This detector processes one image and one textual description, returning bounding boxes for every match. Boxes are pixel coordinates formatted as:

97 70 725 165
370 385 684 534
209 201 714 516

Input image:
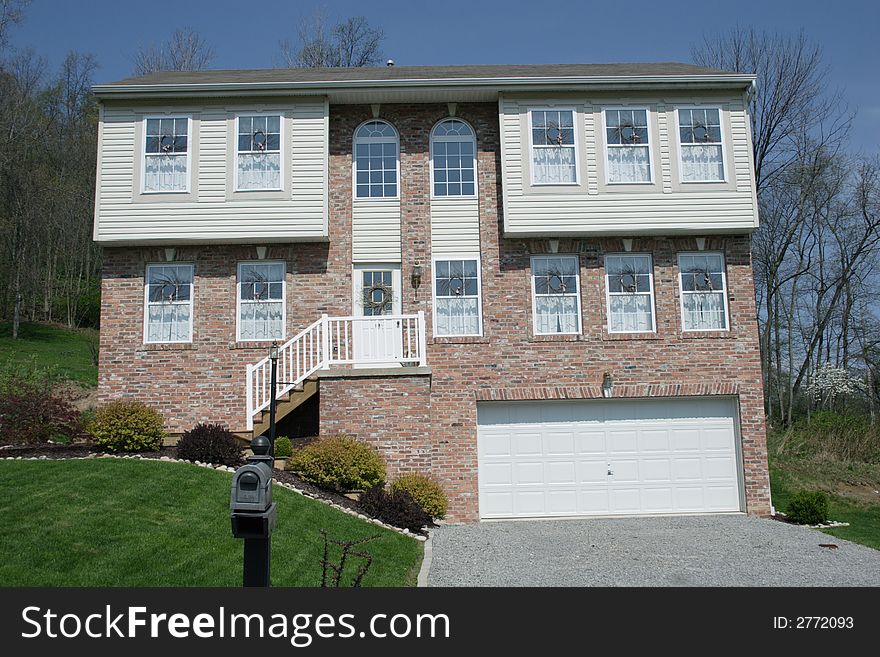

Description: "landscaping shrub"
289 435 385 492
785 490 830 525
390 473 448 519
274 436 293 458
0 383 81 445
176 423 243 466
359 485 431 533
89 401 165 452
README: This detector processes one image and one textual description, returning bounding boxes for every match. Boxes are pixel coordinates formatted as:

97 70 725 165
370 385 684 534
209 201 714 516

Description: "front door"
353 264 402 366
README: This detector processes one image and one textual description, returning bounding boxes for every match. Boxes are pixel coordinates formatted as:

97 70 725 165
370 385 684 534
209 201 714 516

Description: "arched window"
353 120 399 198
431 119 476 197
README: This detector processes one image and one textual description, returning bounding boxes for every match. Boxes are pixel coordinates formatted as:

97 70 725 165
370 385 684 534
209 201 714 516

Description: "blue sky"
7 0 880 150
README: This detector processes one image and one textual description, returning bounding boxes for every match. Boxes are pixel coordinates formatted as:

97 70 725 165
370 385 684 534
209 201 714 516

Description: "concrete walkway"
427 515 880 586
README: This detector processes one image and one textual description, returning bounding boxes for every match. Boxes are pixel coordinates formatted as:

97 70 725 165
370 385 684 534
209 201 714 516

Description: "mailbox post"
230 435 277 587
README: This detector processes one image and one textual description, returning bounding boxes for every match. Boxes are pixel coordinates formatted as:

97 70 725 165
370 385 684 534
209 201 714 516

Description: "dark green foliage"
786 490 830 525
176 423 243 466
273 435 293 458
359 485 431 534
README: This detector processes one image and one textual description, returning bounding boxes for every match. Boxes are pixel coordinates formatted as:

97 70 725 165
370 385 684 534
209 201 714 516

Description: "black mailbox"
230 435 277 540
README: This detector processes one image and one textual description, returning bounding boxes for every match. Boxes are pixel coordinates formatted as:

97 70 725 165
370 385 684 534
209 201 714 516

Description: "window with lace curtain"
677 107 725 182
144 264 193 343
433 258 481 336
143 117 189 192
678 253 729 330
531 255 581 335
236 114 282 191
605 254 656 333
604 108 652 184
237 262 285 341
529 109 578 185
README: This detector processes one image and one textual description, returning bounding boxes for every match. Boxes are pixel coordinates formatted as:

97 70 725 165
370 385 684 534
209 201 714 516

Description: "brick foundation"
97 102 771 522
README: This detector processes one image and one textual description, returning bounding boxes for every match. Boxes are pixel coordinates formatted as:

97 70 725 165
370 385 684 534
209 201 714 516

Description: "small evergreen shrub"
176 423 243 466
274 436 293 458
785 490 830 525
89 401 165 452
359 484 431 533
289 435 385 492
0 383 81 445
390 473 448 519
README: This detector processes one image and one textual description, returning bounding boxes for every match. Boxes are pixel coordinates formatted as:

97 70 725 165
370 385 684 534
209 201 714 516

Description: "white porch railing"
246 311 427 430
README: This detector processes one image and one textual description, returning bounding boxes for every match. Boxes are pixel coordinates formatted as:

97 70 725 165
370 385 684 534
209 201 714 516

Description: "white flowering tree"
806 363 868 410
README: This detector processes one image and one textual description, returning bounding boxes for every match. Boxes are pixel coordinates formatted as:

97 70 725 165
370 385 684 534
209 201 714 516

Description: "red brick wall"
98 102 770 522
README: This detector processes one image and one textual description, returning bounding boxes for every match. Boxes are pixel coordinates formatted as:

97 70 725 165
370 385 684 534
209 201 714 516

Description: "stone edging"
416 530 434 587
1 453 429 543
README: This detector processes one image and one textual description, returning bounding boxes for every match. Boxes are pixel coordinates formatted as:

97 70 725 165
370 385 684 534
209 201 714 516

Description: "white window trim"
674 106 728 184
677 251 731 332
233 112 285 193
236 261 287 342
143 263 194 344
429 118 478 200
352 119 400 201
352 263 402 316
430 255 483 337
601 106 655 186
527 106 580 187
141 114 192 195
530 254 582 336
604 253 657 334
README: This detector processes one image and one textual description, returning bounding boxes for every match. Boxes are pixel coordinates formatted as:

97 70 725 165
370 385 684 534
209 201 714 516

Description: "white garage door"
477 397 743 519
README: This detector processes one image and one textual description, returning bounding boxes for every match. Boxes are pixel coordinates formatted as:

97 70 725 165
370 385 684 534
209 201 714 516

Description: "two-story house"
92 63 770 523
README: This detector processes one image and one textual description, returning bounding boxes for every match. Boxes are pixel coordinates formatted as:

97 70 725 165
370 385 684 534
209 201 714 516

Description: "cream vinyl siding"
352 199 402 262
499 93 759 236
430 198 480 256
94 99 328 244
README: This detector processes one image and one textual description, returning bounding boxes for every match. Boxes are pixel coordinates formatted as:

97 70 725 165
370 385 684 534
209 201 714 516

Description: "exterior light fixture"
411 265 423 289
602 372 614 398
268 342 279 361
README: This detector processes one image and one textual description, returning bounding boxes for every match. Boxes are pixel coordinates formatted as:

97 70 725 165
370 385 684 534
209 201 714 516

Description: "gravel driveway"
427 515 880 586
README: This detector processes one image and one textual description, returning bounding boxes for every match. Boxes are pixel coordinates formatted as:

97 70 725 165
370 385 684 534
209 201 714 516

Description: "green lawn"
769 452 880 551
0 459 422 586
0 321 98 387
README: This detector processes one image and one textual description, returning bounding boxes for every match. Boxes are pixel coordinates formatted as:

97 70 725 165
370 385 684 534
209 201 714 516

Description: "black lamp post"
268 341 279 456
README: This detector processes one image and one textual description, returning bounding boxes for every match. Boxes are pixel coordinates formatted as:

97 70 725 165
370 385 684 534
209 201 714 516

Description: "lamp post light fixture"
267 341 279 455
602 371 614 398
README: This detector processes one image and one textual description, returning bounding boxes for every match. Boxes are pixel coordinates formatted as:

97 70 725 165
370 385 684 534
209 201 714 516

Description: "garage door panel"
477 398 742 519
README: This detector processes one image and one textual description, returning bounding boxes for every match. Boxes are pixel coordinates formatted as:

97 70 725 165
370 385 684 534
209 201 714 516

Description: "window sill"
679 330 734 339
529 334 585 343
229 340 284 350
603 332 662 341
433 336 490 344
138 343 195 352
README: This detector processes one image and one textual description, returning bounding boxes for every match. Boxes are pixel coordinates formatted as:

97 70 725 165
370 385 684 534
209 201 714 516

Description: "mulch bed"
0 442 178 459
272 468 363 514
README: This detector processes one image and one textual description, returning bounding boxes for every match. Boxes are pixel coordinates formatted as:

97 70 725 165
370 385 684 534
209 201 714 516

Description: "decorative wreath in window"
160 134 176 154
545 267 569 293
251 129 267 151
616 266 640 293
613 120 642 144
691 121 711 143
150 272 186 303
243 269 271 301
687 266 714 291
438 275 465 296
363 282 394 310
539 120 565 146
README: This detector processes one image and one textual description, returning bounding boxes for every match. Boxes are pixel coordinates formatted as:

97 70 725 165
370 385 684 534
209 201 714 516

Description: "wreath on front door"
363 282 394 311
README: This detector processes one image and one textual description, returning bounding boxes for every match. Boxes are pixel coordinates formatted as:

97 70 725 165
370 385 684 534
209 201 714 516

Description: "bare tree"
279 11 384 68
132 27 215 76
0 0 29 50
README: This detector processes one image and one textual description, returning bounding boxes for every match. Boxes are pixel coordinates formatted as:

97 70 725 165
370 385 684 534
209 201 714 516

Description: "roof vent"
386 59 395 67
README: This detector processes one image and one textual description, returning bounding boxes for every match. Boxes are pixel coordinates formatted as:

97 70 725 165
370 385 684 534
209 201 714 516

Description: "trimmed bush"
359 484 431 533
390 473 448 519
785 490 830 525
289 435 385 492
0 382 81 445
176 423 243 466
273 436 293 458
89 401 165 453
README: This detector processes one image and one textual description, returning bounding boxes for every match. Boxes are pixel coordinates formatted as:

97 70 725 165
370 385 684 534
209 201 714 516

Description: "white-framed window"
144 264 193 343
236 114 282 191
605 254 656 333
237 262 286 341
353 120 399 199
529 108 578 185
531 255 581 335
604 108 652 184
433 257 482 336
677 107 725 182
431 119 477 198
143 116 190 193
678 252 729 331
